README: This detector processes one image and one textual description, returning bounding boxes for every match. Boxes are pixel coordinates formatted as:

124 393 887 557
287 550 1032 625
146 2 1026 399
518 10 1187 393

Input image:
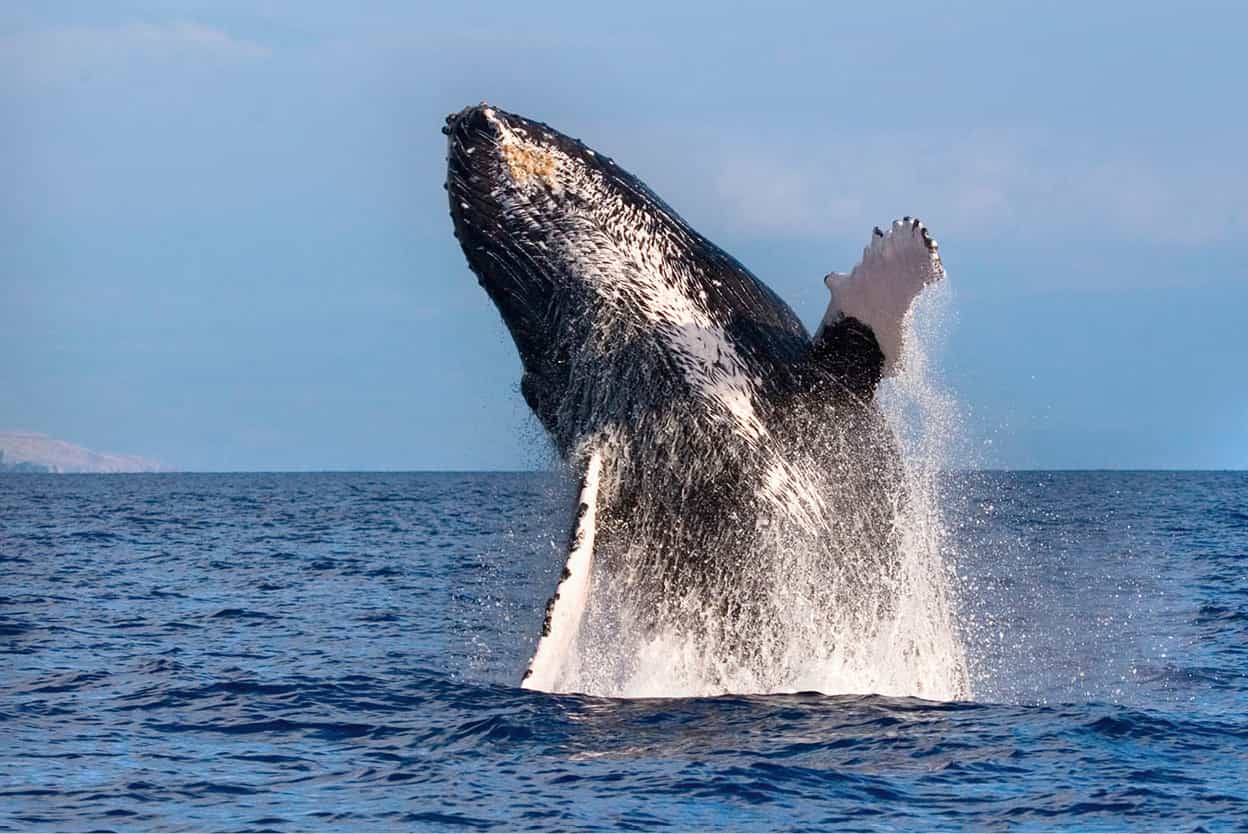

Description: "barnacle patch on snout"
500 140 558 187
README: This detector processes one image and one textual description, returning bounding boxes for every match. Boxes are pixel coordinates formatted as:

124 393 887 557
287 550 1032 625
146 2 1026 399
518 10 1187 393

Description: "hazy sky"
3 1 1245 470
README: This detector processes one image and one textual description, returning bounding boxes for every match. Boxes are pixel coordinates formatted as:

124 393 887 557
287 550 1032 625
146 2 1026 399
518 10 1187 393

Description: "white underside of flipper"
521 450 604 692
817 218 945 375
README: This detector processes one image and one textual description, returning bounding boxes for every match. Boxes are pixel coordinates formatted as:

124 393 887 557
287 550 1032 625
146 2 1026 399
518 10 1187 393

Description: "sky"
2 1 1245 471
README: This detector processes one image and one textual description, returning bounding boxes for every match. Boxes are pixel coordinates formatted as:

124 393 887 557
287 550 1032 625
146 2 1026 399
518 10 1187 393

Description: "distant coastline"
0 452 52 473
0 432 168 474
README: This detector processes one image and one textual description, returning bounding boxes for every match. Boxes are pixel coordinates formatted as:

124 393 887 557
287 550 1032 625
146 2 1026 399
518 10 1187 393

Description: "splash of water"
873 281 970 700
542 281 969 700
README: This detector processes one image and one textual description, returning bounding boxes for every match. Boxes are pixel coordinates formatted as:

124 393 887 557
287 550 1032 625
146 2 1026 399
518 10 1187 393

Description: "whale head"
444 103 680 362
445 103 734 436
444 103 817 447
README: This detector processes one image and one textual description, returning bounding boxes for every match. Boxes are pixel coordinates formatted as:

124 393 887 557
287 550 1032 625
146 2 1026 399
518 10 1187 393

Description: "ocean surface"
1 470 1245 831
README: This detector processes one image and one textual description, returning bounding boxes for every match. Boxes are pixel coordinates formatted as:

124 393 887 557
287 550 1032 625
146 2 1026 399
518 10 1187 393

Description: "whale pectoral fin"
814 218 944 387
809 314 886 399
521 448 604 692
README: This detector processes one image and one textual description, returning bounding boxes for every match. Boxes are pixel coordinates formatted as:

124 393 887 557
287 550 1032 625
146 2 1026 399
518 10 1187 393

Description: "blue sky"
2 1 1245 470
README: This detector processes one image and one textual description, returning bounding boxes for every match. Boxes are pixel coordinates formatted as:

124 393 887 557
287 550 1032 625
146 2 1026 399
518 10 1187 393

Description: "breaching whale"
444 103 946 694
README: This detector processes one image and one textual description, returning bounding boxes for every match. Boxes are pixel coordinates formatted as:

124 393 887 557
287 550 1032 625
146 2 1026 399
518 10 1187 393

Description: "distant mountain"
0 432 169 474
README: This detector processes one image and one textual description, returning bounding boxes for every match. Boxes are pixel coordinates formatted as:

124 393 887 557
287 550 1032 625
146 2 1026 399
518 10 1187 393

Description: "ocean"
1 470 1245 831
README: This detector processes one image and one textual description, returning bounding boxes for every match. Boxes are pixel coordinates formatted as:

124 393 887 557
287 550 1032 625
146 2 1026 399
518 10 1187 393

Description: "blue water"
1 471 1245 831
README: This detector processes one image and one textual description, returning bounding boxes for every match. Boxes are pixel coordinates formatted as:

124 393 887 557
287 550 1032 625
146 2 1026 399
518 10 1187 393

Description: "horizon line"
4 467 1246 475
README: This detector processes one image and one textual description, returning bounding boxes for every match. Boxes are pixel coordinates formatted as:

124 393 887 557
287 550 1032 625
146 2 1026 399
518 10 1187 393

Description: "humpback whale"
444 104 947 695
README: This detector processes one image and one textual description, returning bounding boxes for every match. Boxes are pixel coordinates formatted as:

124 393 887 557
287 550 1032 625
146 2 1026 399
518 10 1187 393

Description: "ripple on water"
0 472 1245 830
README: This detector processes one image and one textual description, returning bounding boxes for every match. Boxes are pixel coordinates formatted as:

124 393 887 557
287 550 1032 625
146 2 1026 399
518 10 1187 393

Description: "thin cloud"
1 21 270 83
693 129 1248 246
